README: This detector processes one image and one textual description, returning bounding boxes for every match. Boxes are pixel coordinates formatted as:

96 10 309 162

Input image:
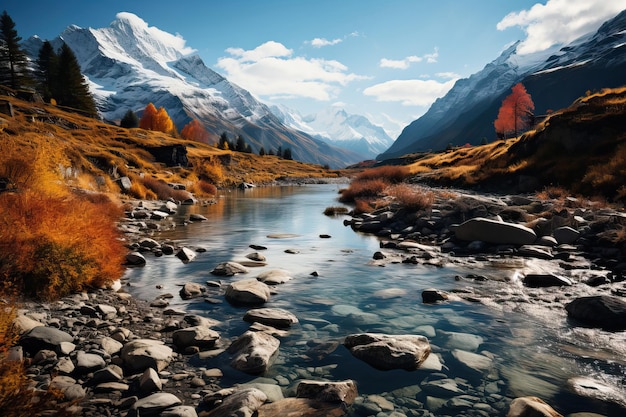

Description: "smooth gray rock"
225 279 271 305
453 217 536 245
243 308 299 328
130 392 182 417
176 247 196 262
121 339 173 372
160 406 199 417
524 273 573 288
20 326 74 355
227 330 280 374
75 351 106 374
179 282 205 299
567 376 626 408
256 269 292 285
451 349 493 378
344 333 431 371
172 326 220 350
126 251 147 265
140 367 163 393
296 379 358 404
554 226 580 244
202 388 266 417
421 378 464 397
565 295 626 330
506 396 563 417
212 261 249 276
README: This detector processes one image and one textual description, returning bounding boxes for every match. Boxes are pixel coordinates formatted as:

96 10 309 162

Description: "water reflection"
124 184 625 416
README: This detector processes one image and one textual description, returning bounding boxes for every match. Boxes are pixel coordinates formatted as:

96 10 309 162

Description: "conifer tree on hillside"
235 135 246 152
0 10 34 90
55 43 97 116
35 40 57 102
120 109 139 128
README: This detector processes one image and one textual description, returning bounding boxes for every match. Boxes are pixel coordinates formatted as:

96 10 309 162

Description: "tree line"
0 10 97 117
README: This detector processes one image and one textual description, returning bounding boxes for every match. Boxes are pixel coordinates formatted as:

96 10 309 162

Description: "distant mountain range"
270 104 394 160
380 9 626 160
23 13 371 168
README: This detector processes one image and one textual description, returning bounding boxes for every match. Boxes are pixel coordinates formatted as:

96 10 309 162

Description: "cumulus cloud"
363 78 457 106
436 71 460 79
310 37 343 48
379 48 438 69
497 0 626 55
216 41 368 101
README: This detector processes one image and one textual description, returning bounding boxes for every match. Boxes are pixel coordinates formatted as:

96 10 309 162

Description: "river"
123 183 625 416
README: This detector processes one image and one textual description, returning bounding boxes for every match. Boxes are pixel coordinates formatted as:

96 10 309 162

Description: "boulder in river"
343 333 431 371
243 308 299 328
225 279 271 305
227 330 280 374
506 396 563 417
211 261 249 276
453 217 536 245
565 295 626 330
121 339 173 372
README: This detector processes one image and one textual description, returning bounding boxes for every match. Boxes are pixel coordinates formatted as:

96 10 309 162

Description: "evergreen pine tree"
35 40 58 102
276 146 282 158
283 148 292 160
55 42 97 116
120 109 139 128
244 144 252 153
236 135 246 152
218 132 229 150
259 147 266 156
0 10 34 90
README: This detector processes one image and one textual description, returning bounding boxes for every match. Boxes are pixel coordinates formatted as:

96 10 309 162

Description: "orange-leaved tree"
139 103 175 134
494 83 535 139
181 119 210 143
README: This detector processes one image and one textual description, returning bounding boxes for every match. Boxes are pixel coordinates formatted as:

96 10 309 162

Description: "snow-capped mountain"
380 9 626 159
270 104 394 160
23 13 361 168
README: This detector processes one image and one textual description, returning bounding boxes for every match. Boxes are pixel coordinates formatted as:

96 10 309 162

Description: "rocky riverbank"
10 187 626 417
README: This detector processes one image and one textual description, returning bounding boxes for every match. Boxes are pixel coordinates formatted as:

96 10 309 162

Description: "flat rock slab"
454 217 536 245
257 397 347 417
243 308 299 328
343 333 431 371
565 295 626 330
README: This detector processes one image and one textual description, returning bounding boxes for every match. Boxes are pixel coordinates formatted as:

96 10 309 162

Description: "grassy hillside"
393 86 626 203
0 96 344 199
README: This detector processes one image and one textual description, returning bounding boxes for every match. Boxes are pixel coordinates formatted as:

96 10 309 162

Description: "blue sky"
5 0 626 137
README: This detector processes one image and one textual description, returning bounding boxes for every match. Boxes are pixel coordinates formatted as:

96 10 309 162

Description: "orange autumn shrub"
0 191 126 300
339 179 387 203
386 183 435 211
355 165 410 184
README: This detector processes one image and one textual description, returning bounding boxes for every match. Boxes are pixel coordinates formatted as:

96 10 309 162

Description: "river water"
124 184 625 416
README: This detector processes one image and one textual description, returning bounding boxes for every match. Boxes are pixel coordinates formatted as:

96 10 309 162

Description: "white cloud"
436 71 460 79
363 78 457 106
310 37 343 48
497 0 626 55
216 41 368 101
379 48 438 69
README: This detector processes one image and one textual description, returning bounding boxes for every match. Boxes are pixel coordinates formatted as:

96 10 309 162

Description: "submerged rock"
243 308 299 328
225 279 271 305
212 261 249 276
296 379 358 404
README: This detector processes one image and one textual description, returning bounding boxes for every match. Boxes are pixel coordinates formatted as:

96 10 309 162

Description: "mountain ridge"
22 13 363 168
379 9 626 159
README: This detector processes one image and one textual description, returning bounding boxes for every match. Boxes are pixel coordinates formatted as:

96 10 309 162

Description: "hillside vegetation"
392 86 626 203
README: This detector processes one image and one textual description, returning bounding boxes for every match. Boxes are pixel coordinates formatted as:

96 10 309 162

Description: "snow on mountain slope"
23 13 361 168
380 9 626 159
270 104 394 160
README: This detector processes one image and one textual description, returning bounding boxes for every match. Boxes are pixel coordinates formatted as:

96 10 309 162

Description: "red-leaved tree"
180 119 210 144
494 83 535 139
